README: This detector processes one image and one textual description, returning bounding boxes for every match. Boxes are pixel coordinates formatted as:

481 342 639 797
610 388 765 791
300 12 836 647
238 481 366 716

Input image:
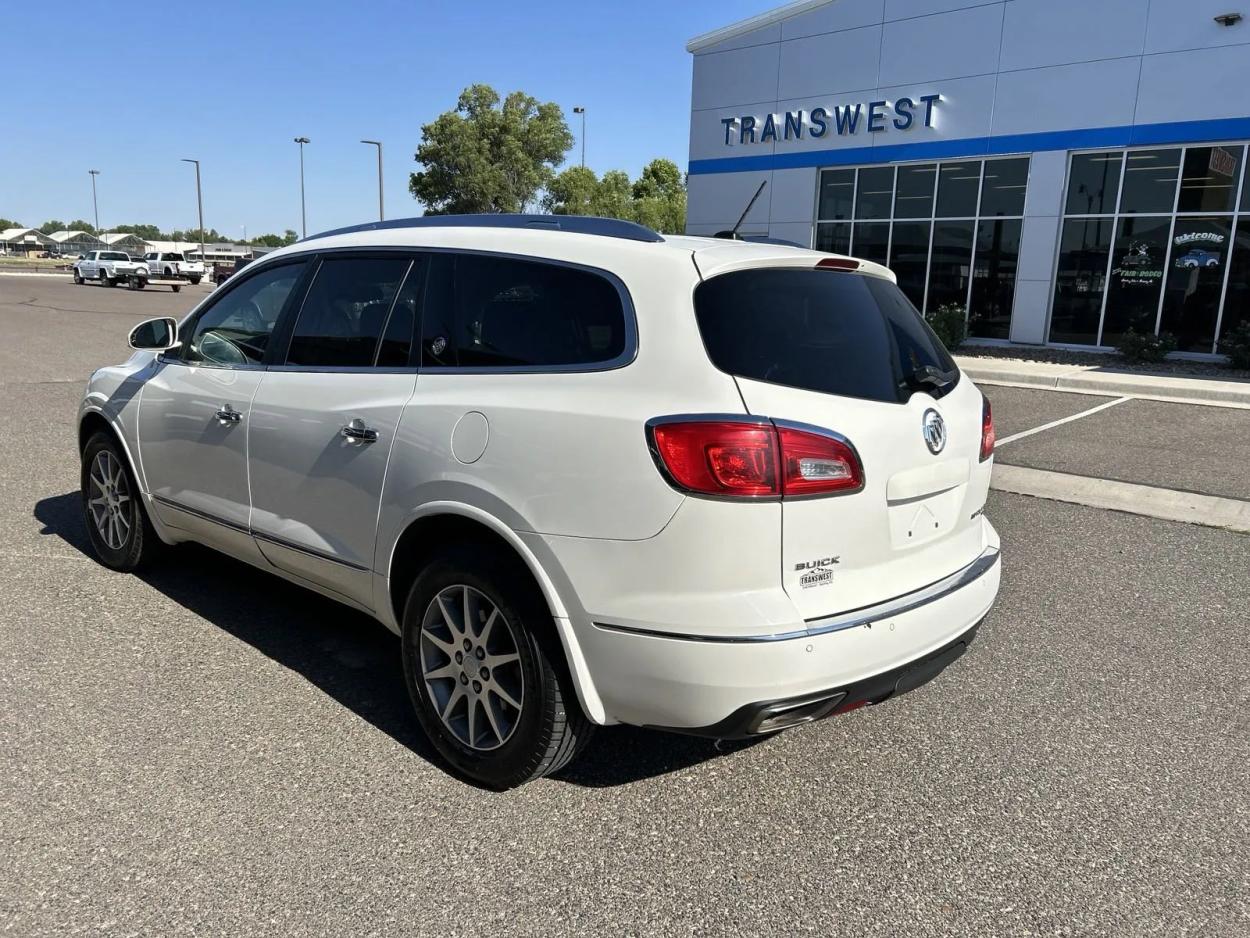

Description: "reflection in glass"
1065 152 1122 216
969 219 1021 340
888 221 932 309
815 222 851 255
1101 215 1171 345
1118 149 1181 214
935 161 981 217
1219 220 1250 351
1177 146 1243 213
817 169 855 220
1049 218 1114 345
1160 216 1233 352
851 222 890 265
927 220 975 312
894 164 936 218
855 167 895 219
978 158 1029 217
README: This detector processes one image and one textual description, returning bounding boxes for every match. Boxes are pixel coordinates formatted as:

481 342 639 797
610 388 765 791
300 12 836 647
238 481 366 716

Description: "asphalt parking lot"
3 273 1248 936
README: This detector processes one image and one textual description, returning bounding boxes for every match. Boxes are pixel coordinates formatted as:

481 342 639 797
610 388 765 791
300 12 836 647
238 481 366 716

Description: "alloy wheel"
419 585 524 751
86 450 131 550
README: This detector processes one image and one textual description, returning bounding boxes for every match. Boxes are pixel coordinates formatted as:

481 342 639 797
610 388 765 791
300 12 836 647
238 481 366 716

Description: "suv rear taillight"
980 395 995 462
647 418 864 499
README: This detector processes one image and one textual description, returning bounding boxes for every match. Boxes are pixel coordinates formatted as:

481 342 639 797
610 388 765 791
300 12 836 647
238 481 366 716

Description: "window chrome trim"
592 546 999 644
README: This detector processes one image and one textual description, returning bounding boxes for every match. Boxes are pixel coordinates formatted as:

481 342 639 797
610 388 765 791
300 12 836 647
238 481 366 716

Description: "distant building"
100 233 149 253
0 228 54 254
48 230 105 256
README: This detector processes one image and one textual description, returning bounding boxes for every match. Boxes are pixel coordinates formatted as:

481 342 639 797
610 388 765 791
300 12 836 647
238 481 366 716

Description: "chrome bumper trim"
592 546 1000 644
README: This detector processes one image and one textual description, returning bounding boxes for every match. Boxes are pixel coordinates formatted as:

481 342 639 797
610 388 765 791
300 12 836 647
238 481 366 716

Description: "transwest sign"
720 94 941 146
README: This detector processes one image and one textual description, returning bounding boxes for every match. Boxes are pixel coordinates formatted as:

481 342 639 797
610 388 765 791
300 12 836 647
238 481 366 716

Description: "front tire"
401 545 592 789
81 432 161 572
189 276 202 285
73 269 83 284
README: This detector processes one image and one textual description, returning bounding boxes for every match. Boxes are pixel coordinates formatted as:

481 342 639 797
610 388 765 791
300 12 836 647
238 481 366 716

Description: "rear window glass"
694 269 958 404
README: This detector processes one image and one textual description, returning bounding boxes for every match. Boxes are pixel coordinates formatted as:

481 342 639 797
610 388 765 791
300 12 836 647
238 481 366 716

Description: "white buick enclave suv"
78 215 1000 788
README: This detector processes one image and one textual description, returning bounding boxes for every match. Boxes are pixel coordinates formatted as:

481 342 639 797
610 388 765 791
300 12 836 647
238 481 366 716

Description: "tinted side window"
183 262 306 367
421 254 627 368
286 257 411 367
694 269 957 405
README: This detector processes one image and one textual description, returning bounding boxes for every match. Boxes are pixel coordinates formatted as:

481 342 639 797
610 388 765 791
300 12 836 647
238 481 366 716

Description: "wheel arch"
385 503 607 724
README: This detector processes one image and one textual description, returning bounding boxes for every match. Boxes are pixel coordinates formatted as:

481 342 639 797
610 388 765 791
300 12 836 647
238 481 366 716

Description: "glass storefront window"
978 158 1029 217
936 161 981 217
894 164 936 219
1049 218 1114 345
1101 215 1171 345
1160 216 1234 351
852 222 890 265
815 158 1026 338
1219 220 1250 350
1177 146 1243 214
968 219 1021 340
817 169 855 221
927 220 975 312
815 222 851 255
1119 149 1181 214
888 221 932 308
1066 153 1122 216
855 167 894 220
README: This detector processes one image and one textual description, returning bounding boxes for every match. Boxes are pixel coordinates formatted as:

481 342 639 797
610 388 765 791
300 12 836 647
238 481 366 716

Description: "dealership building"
685 0 1250 355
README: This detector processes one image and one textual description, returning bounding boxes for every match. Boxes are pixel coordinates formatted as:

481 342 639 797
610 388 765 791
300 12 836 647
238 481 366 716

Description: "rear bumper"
572 543 1000 732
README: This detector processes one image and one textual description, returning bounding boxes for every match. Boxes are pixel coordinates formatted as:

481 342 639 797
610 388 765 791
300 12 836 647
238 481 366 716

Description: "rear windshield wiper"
904 364 957 395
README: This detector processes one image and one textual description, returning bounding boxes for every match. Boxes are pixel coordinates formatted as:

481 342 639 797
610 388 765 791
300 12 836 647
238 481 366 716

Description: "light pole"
293 136 310 238
361 140 383 221
573 106 586 167
88 169 101 239
180 159 205 266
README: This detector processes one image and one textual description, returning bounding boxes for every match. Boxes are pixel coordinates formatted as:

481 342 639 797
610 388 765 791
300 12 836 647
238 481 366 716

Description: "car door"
246 253 424 608
80 252 97 278
136 258 310 563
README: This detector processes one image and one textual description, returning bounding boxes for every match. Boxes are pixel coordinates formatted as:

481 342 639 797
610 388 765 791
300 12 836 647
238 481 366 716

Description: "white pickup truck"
73 251 149 287
142 251 205 284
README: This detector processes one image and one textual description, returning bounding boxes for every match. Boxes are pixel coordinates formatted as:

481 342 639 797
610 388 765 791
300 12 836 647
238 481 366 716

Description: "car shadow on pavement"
33 491 745 789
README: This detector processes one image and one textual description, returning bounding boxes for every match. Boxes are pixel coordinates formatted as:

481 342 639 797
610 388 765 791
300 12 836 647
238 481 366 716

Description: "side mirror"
129 317 180 351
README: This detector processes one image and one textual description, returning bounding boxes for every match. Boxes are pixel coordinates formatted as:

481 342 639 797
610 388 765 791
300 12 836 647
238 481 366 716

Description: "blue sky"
2 0 775 237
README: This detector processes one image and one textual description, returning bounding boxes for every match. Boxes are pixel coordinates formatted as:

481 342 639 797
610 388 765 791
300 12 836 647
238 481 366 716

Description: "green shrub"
925 303 967 352
1115 328 1177 364
1219 321 1250 369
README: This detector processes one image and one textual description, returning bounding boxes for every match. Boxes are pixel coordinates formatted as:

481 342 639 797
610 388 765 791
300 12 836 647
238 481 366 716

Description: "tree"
250 229 299 248
38 220 67 235
539 159 687 234
175 228 224 244
65 220 97 235
410 84 574 214
543 165 598 216
0 218 25 231
632 159 684 201
112 223 163 240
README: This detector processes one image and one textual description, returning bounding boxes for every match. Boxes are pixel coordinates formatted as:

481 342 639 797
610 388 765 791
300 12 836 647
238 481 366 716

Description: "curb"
959 361 1250 408
992 465 1250 534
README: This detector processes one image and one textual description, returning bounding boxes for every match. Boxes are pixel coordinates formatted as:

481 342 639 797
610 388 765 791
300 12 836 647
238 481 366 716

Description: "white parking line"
995 396 1131 446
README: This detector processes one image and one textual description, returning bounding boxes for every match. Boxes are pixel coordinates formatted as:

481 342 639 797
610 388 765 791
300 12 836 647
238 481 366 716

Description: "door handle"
341 418 379 444
215 404 242 424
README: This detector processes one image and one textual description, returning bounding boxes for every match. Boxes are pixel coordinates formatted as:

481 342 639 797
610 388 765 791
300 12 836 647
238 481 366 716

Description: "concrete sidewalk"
957 355 1250 408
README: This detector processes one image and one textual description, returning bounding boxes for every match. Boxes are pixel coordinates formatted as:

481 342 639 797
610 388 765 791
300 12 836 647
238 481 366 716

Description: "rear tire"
400 544 593 789
81 431 162 572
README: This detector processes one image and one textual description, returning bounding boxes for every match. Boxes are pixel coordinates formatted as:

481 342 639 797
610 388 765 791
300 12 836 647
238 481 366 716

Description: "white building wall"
687 0 1250 345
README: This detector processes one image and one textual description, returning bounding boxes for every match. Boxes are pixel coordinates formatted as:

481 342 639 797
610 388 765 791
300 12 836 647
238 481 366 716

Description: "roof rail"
304 213 665 244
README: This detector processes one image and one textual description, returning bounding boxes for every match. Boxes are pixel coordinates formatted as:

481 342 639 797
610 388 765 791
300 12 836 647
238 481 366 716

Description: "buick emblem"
922 409 946 455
